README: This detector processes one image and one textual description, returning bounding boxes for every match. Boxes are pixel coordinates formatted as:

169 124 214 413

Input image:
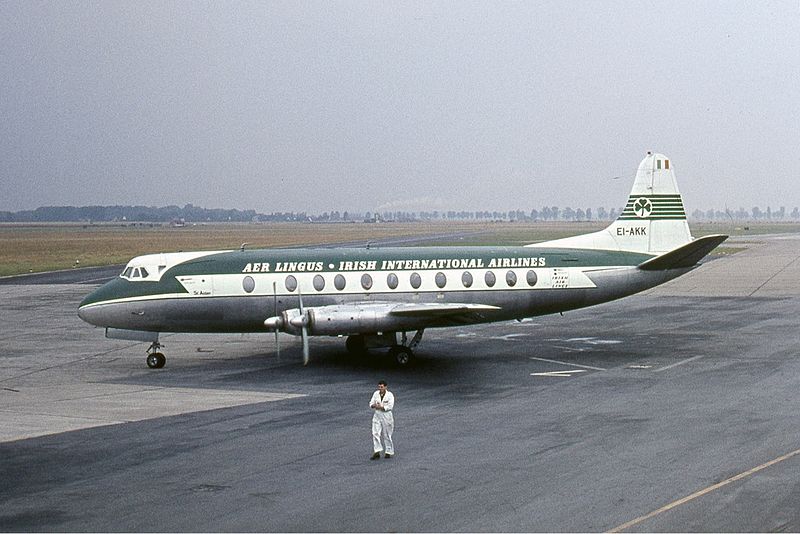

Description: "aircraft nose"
77 279 121 326
77 301 102 326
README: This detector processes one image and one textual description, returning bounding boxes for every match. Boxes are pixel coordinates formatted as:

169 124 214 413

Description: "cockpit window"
121 264 154 281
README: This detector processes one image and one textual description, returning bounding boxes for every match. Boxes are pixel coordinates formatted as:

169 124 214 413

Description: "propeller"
264 285 310 366
273 281 280 360
298 289 309 366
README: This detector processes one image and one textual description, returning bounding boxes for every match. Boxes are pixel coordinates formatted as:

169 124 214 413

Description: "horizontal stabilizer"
389 303 501 317
637 234 728 271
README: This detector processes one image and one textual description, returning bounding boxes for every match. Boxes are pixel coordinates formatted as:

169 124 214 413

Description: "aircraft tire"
147 352 166 369
389 346 413 366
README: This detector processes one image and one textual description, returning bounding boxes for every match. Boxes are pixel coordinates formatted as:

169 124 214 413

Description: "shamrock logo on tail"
633 197 653 218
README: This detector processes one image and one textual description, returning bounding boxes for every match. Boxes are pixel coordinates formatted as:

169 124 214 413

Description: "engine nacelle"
265 305 422 336
308 305 409 335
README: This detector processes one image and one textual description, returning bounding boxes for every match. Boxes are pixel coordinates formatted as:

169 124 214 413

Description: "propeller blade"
273 282 280 360
302 326 309 366
298 288 309 365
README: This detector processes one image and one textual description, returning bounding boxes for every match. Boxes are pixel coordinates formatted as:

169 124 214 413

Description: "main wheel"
389 346 413 366
147 352 166 369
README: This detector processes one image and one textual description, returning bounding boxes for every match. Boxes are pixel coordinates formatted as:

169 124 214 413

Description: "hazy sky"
1 1 798 214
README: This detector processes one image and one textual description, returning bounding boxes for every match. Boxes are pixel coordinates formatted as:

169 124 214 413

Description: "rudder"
613 151 692 253
530 151 693 255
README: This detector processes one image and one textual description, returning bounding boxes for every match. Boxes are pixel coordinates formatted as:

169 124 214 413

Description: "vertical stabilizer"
529 152 693 255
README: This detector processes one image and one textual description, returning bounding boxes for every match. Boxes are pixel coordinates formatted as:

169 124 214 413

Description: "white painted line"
654 354 706 372
531 370 587 377
489 333 529 341
552 345 586 353
529 356 607 371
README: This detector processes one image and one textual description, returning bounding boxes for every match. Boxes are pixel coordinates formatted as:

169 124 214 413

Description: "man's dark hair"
378 380 387 386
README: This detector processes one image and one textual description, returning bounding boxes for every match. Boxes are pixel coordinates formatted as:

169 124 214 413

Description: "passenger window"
361 273 373 290
313 275 325 291
243 275 255 293
435 272 446 289
485 271 496 287
526 270 538 287
506 270 517 287
285 275 297 292
387 273 399 290
334 274 346 291
462 271 473 288
410 272 422 289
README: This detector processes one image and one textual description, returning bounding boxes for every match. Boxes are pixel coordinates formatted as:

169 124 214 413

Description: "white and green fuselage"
77 152 728 365
78 245 671 335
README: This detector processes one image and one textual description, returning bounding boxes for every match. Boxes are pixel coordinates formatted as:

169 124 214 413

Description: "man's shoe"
370 452 380 460
384 453 393 459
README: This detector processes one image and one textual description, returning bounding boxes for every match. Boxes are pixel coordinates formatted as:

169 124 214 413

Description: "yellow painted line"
608 447 800 533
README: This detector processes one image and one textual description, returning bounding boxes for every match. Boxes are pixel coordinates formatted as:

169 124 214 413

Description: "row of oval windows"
242 270 539 294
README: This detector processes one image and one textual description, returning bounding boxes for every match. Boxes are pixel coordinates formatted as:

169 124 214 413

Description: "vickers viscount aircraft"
78 152 727 368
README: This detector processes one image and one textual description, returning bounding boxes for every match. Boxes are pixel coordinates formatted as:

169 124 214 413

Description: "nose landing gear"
146 342 166 369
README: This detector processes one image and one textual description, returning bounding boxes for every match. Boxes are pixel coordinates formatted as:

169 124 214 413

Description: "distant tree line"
690 206 800 221
1 204 799 223
0 204 258 223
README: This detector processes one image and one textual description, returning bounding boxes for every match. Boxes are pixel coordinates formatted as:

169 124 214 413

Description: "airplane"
78 152 727 369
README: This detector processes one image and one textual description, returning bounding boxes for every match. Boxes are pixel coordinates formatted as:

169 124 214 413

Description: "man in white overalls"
370 380 395 459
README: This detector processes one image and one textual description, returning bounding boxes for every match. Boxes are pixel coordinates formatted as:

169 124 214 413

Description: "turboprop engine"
264 304 418 336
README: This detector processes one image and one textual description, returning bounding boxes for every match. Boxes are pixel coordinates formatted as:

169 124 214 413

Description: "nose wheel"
146 342 166 369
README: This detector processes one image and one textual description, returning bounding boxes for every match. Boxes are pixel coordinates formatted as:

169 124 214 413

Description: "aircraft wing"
388 302 501 317
267 301 503 337
637 234 728 271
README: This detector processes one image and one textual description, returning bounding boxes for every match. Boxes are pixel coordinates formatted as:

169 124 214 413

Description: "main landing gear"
146 342 166 369
388 345 413 366
345 329 424 366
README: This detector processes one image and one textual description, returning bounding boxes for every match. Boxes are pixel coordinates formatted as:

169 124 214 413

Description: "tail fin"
530 152 692 255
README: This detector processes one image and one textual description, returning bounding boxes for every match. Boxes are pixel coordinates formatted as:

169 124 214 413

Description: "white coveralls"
370 389 395 455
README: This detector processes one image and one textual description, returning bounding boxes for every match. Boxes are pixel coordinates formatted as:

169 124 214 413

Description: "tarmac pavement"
1 234 800 531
